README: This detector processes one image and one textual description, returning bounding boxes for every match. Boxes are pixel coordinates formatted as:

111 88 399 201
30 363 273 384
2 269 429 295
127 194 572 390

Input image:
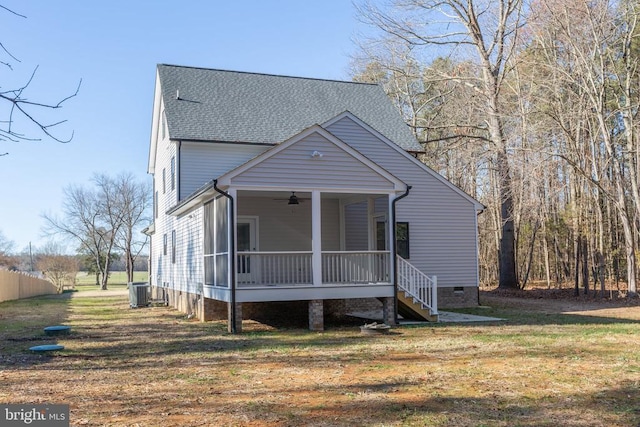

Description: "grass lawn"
0 290 639 426
74 271 149 290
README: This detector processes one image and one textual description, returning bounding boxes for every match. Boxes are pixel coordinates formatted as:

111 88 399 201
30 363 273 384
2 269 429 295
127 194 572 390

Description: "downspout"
213 180 237 334
391 185 411 325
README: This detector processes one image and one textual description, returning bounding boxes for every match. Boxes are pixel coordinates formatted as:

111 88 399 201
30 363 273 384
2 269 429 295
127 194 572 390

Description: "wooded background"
353 0 640 294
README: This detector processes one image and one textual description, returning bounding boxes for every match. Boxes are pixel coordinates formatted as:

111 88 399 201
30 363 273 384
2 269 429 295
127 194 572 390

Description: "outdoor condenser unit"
129 282 150 308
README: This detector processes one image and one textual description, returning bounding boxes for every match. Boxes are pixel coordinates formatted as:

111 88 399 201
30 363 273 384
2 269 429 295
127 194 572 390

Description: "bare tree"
357 0 525 288
112 173 151 283
0 229 15 266
0 5 79 152
42 173 150 289
525 0 639 294
36 241 78 293
43 184 114 290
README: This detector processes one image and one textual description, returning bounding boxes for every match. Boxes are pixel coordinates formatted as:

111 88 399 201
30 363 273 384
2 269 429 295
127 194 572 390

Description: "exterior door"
237 217 257 283
375 214 388 251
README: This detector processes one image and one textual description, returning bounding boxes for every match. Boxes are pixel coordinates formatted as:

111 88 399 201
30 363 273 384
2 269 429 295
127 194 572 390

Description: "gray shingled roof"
157 64 423 152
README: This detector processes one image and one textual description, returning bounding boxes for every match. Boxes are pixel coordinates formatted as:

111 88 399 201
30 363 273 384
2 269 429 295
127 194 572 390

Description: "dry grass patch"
0 290 639 426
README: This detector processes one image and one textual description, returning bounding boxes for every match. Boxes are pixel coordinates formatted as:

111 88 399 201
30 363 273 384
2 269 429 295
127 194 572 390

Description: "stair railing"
396 256 438 316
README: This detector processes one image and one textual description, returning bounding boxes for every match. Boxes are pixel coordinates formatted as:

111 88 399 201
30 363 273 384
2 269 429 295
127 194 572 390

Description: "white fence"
0 270 57 302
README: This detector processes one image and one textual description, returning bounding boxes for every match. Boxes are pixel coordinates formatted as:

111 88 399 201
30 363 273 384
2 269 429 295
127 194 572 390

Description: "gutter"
391 185 411 325
213 180 238 334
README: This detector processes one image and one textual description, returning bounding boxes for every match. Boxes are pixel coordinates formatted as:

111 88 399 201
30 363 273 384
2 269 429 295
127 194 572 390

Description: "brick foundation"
437 286 479 308
149 286 478 330
381 297 396 325
150 286 205 321
202 298 228 321
308 299 324 331
342 298 383 313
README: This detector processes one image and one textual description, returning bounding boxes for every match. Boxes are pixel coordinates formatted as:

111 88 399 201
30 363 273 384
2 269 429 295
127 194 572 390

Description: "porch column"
312 190 322 286
309 299 324 331
381 297 397 326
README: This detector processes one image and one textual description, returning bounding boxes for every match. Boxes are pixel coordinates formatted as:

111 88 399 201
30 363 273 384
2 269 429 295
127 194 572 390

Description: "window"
375 221 410 259
171 230 176 264
396 222 410 259
170 156 175 191
162 169 166 194
163 233 167 255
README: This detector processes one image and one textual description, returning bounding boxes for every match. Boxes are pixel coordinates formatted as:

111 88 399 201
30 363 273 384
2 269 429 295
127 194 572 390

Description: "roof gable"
156 64 423 152
323 112 485 211
217 125 406 191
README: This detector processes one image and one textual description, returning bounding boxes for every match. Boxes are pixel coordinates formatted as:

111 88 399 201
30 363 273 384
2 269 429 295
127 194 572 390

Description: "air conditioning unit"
129 282 150 308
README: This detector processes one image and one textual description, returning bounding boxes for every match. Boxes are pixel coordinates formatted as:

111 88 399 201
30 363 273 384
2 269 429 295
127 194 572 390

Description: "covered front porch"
202 189 400 303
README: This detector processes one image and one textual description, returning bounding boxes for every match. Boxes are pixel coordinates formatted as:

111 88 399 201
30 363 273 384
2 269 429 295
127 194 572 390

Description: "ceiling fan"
273 192 309 205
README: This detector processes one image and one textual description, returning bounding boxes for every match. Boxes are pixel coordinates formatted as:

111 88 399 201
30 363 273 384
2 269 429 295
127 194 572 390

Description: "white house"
147 64 483 332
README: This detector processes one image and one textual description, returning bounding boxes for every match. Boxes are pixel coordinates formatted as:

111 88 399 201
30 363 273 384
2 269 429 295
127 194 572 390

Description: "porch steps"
397 291 439 322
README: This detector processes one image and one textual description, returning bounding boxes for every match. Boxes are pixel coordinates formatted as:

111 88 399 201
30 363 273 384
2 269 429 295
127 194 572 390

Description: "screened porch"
202 190 398 292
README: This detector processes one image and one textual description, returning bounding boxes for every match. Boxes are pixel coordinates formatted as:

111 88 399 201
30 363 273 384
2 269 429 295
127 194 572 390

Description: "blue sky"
0 1 370 252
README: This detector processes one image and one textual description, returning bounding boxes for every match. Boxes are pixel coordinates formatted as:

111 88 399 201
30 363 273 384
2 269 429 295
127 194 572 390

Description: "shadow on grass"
0 293 73 368
0 292 392 370
439 304 640 327
3 293 640 426
256 380 640 426
3 291 640 370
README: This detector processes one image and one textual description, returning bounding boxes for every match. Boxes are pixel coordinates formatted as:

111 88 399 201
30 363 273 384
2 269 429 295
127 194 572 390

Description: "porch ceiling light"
288 192 299 205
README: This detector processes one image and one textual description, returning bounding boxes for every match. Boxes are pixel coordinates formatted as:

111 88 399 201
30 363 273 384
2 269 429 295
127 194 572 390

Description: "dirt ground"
480 283 640 319
1 286 640 426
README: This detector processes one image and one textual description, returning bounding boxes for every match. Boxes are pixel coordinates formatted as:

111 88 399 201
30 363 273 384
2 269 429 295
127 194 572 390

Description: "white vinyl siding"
230 133 396 190
344 201 368 251
151 101 181 292
237 196 340 251
326 116 479 288
180 142 271 199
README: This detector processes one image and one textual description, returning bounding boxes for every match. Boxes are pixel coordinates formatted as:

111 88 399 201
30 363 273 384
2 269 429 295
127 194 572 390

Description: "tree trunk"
581 236 589 295
125 250 134 283
496 146 518 289
542 219 552 289
574 234 580 297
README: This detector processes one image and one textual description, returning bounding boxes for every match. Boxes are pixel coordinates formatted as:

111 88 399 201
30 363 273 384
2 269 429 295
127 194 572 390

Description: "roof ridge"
157 63 378 86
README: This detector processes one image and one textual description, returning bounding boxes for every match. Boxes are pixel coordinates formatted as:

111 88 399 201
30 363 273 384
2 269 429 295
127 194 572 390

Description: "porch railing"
397 255 438 315
236 251 390 287
322 251 390 284
237 251 312 286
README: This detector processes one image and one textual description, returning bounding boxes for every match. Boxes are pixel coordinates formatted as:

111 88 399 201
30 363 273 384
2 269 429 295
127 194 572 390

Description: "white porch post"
312 190 322 286
228 188 237 288
388 193 396 285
